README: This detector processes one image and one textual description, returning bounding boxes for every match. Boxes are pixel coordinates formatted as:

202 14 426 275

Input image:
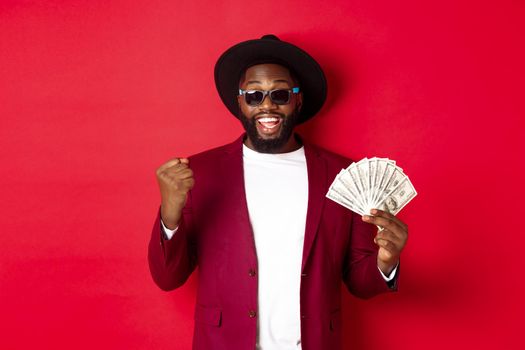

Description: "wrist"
160 204 183 230
377 259 398 276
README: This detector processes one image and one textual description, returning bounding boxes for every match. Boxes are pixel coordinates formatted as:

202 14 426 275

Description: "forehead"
243 63 293 83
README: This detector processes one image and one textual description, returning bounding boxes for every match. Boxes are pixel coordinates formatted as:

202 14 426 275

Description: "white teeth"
258 117 279 122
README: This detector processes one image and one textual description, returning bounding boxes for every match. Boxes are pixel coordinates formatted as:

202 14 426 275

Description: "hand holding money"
326 157 416 275
156 158 195 230
363 208 408 275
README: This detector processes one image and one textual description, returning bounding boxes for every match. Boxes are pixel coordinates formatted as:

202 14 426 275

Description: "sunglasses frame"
238 87 300 106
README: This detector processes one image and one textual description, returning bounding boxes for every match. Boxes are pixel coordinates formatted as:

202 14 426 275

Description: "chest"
243 157 308 245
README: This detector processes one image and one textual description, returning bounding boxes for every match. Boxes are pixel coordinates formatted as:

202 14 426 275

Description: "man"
148 34 408 350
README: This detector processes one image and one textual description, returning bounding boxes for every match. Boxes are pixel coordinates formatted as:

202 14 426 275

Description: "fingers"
158 158 182 171
361 208 409 260
362 214 405 238
375 229 402 247
370 208 408 231
375 237 398 255
374 228 403 266
180 177 195 191
157 170 195 192
158 166 194 181
156 157 194 193
157 158 191 177
157 157 190 173
177 168 193 180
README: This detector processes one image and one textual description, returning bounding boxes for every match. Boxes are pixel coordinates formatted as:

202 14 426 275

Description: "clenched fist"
156 158 195 230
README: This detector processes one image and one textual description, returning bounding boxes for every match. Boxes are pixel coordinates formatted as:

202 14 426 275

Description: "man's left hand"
362 209 408 276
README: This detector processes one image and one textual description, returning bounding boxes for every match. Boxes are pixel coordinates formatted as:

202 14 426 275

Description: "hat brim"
214 37 327 124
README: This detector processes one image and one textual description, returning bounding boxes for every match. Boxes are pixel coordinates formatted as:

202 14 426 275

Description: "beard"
238 109 300 153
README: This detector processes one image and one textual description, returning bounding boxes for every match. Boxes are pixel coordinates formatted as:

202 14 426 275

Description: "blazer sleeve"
147 194 198 291
342 212 398 299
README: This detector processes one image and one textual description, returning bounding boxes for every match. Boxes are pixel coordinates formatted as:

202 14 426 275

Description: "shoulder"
188 135 242 160
304 141 354 170
185 135 243 173
189 143 232 162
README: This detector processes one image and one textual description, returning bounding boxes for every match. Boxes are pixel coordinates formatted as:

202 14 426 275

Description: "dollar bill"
326 157 417 217
377 177 417 215
326 188 365 215
328 171 365 214
337 170 367 210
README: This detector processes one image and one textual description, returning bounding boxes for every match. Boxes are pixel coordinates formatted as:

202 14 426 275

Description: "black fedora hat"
214 34 327 124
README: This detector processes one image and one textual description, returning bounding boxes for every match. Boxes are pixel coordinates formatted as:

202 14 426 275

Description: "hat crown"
261 34 280 41
214 34 327 124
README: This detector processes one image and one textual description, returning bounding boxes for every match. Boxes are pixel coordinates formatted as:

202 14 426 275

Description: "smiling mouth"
256 116 282 132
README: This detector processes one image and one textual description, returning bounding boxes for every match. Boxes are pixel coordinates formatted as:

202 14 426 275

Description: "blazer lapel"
220 135 258 266
219 134 327 273
302 142 327 272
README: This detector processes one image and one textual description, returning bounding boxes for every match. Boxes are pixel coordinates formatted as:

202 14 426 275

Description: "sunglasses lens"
243 89 292 106
270 90 291 104
244 91 264 106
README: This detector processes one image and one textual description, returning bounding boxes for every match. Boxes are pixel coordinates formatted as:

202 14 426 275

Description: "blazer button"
248 310 257 318
248 268 256 277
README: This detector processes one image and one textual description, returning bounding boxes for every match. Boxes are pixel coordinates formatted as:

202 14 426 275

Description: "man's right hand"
156 158 195 230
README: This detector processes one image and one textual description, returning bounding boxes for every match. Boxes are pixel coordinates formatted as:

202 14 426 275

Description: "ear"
296 92 303 112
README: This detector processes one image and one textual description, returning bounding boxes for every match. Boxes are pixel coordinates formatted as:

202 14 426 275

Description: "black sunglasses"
239 87 300 106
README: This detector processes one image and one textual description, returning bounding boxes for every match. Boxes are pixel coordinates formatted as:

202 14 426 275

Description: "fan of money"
326 157 417 216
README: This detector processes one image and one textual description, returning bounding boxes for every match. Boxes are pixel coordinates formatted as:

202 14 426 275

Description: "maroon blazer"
148 134 397 350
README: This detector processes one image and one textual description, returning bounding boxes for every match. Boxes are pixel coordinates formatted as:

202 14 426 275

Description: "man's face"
237 63 302 153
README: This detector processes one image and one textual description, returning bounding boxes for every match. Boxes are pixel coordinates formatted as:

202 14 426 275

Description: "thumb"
179 158 190 164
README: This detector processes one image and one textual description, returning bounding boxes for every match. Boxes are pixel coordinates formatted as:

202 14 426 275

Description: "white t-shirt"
242 144 308 350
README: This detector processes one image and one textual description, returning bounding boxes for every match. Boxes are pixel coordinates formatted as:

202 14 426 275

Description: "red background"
1 1 524 349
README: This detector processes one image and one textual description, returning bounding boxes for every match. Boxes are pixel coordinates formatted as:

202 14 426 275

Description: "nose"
258 92 277 110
